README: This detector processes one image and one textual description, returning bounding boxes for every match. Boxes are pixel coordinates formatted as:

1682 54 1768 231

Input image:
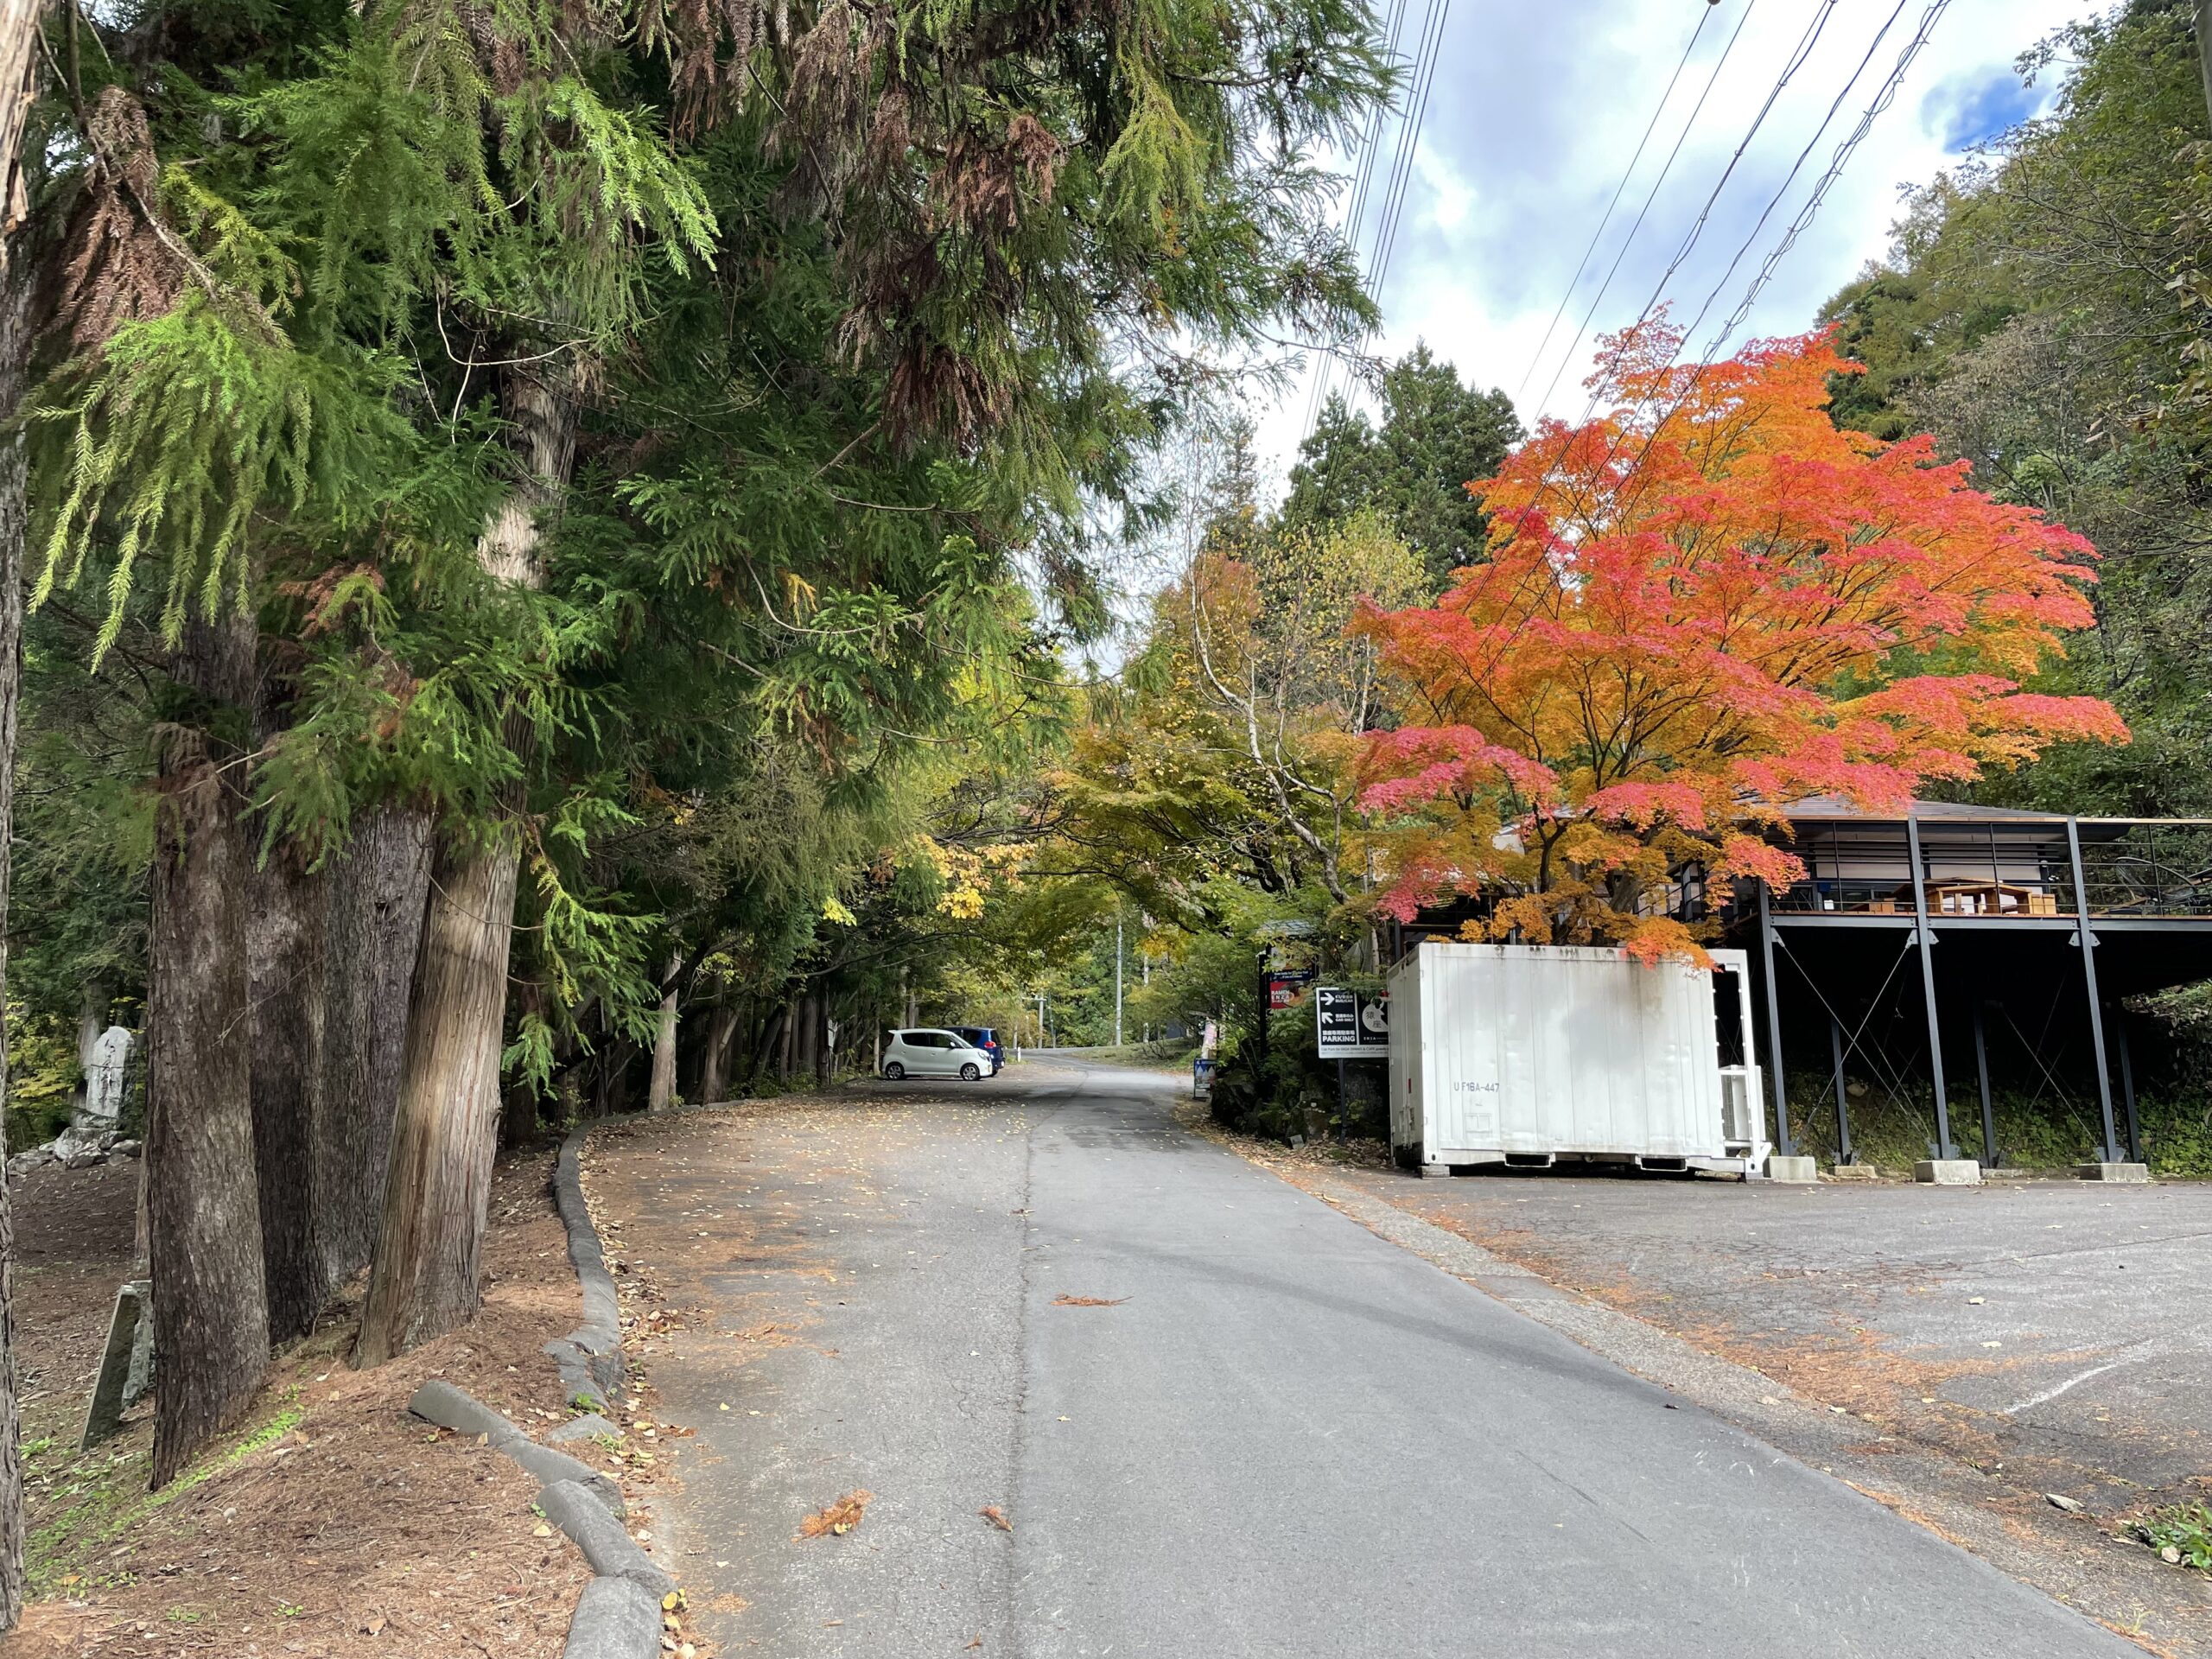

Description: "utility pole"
1106 915 1123 1044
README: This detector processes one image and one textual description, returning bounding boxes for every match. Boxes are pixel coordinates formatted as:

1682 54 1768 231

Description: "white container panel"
1402 943 1732 1162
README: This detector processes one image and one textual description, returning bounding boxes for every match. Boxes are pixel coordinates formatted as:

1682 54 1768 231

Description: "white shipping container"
1388 942 1765 1176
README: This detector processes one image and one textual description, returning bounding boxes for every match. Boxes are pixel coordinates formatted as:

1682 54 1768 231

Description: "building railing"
1758 819 2212 920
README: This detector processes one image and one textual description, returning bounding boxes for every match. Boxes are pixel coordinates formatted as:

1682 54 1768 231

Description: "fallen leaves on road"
798 1490 874 1539
1051 1294 1127 1307
979 1505 1013 1532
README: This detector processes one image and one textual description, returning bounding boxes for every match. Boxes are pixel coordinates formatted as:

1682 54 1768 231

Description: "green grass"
28 1388 305 1596
2136 1502 2212 1570
1780 1084 2212 1175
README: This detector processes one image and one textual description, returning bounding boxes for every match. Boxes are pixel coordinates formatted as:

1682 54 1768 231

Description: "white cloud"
1253 0 2101 492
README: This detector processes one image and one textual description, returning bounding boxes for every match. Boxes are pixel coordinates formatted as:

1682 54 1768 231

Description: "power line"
1526 0 1763 425
1669 0 1910 359
1697 0 1954 358
1364 0 1452 320
1476 0 1956 689
1300 0 1452 450
1301 0 1415 442
1583 0 1838 423
1512 3 1718 410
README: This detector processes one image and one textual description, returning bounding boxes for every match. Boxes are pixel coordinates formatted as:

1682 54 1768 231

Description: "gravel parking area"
1328 1166 2212 1513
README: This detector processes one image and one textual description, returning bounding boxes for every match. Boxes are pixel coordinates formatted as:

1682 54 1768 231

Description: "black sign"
1315 987 1388 1058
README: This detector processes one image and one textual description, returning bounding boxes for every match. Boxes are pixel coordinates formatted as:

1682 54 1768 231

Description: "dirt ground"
0 1148 595 1658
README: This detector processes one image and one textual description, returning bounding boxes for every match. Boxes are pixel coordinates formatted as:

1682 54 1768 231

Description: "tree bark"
0 226 34 1630
248 838 327 1345
0 0 41 268
147 611 270 1486
356 353 572 1365
354 833 518 1364
778 1000 798 1080
698 1002 739 1105
646 951 681 1111
314 803 430 1298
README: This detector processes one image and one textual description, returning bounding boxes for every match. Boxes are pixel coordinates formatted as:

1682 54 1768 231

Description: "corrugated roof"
1776 796 2066 823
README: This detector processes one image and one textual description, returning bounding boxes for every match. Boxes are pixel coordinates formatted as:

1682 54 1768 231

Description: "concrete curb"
407 1375 667 1657
404 1128 670 1659
563 1576 665 1659
406 1381 626 1516
550 1126 626 1412
538 1478 677 1599
546 1123 670 1659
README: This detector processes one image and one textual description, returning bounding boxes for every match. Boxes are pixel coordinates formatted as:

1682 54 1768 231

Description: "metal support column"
1827 1014 1853 1164
1905 815 1957 1159
2065 817 2123 1164
1972 1001 1999 1169
2111 1003 2142 1164
1758 880 1794 1156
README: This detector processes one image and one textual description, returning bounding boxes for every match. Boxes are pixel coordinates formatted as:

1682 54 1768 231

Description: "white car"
880 1028 989 1082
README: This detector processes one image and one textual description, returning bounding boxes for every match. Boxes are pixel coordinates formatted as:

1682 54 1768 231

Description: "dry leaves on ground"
798 1490 874 1539
979 1505 1012 1532
1051 1294 1126 1307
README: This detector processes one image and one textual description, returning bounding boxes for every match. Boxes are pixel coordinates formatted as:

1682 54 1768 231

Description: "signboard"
1315 986 1389 1058
1265 969 1315 1010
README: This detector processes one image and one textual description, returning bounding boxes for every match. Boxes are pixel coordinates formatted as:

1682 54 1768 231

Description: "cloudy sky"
1251 0 2111 489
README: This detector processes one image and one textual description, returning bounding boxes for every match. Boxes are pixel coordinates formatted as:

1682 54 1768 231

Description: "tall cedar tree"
22 0 1395 1443
1283 346 1522 591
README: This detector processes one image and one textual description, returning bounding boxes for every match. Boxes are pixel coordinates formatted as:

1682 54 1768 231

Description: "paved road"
589 1061 2139 1657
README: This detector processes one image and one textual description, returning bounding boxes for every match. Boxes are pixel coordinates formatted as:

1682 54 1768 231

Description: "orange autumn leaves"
1351 322 2125 957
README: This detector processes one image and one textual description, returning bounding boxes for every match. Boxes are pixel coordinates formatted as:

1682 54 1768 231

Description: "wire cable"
1364 0 1452 316
1301 0 1416 442
1669 0 1910 358
1527 0 1763 424
1511 2 1717 410
1697 0 1953 358
1300 0 1451 448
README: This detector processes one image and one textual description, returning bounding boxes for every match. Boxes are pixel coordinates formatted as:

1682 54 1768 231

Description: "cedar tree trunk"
357 358 573 1364
146 611 270 1485
314 801 431 1296
646 952 681 1111
0 229 33 1628
355 832 520 1364
698 1002 739 1106
248 838 327 1344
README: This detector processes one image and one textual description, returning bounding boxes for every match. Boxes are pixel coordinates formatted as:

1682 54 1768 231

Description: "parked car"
880 1028 988 1082
953 1026 1004 1072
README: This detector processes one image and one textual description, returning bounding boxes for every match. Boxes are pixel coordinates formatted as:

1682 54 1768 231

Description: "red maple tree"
1354 321 2128 958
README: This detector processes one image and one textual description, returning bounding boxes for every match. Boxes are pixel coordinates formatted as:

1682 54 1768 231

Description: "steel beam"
1905 815 1957 1159
1972 1001 1999 1169
2112 1003 2142 1164
1758 880 1793 1156
2066 816 2123 1164
1828 1014 1853 1165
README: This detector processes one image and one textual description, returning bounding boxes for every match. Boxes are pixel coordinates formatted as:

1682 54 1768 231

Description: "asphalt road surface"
592 1059 2141 1658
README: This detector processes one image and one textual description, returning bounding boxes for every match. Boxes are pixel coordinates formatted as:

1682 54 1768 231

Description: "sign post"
1315 987 1388 1139
1313 986 1388 1059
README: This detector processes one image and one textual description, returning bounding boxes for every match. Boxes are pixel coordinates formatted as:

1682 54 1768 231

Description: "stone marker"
80 1279 154 1450
1764 1154 1818 1185
1913 1159 1982 1186
2073 1162 2151 1183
